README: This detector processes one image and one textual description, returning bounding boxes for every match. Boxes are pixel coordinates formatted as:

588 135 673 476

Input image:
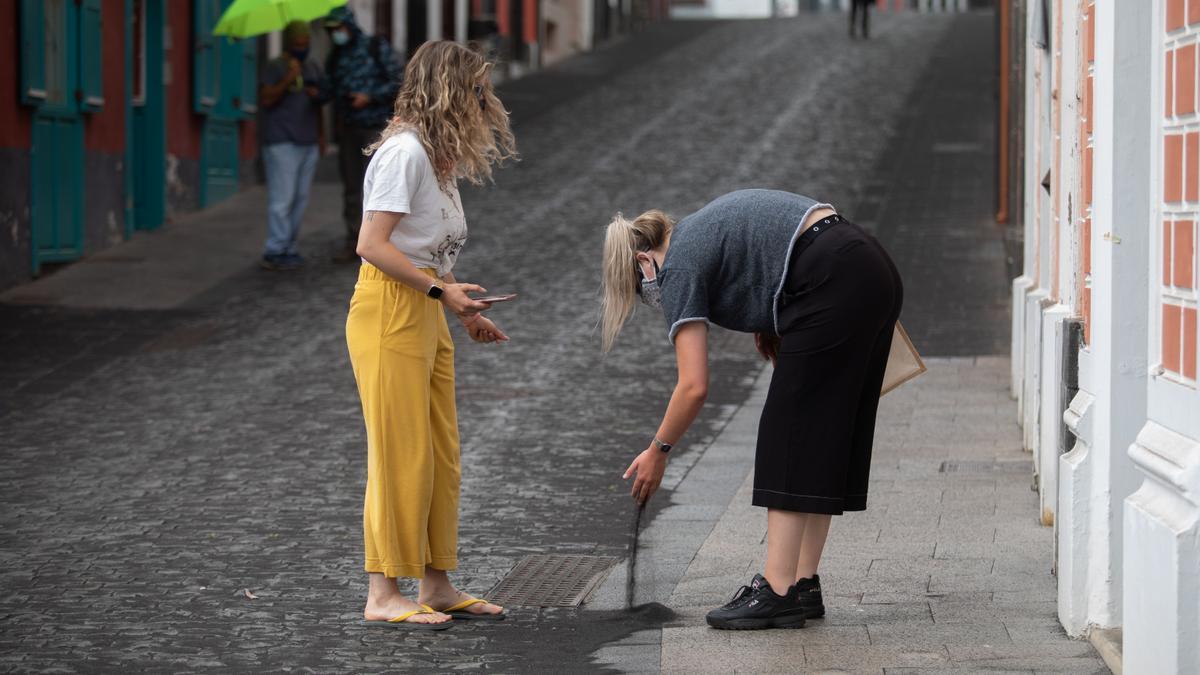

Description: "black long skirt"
753 216 903 515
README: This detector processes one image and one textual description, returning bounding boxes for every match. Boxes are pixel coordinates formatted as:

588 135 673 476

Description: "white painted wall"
1122 0 1200 671
1050 0 1150 639
671 0 772 19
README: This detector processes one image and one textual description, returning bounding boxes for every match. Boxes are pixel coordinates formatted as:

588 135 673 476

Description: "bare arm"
624 321 709 503
356 210 489 317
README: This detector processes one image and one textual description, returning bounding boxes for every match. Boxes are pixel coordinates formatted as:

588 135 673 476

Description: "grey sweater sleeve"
659 267 710 342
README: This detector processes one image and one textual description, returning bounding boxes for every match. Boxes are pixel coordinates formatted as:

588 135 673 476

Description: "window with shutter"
78 0 104 111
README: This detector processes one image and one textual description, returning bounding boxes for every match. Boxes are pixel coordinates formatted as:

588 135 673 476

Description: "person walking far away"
346 41 518 629
850 0 872 39
258 20 325 271
601 190 903 630
321 6 405 262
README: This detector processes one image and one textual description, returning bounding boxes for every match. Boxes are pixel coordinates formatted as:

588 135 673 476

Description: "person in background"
850 0 871 39
258 20 325 271
321 6 405 262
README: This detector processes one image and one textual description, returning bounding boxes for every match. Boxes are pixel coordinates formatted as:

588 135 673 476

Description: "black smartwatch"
427 283 444 300
653 438 673 454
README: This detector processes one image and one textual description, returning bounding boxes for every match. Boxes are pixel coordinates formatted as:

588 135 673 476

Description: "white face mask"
638 258 662 309
331 28 350 46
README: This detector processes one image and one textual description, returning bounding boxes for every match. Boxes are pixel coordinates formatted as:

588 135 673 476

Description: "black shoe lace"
721 584 756 610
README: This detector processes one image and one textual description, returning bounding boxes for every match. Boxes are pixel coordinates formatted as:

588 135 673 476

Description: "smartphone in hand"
473 293 518 304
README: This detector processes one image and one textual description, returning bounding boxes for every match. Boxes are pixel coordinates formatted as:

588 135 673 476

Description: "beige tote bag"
881 321 926 396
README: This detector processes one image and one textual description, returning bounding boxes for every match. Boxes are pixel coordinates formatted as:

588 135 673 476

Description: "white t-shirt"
362 130 467 277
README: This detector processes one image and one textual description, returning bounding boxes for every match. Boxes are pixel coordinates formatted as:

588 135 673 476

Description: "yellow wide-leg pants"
346 263 460 579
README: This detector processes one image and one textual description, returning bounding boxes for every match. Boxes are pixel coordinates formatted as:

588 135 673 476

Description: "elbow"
354 240 370 260
681 382 708 405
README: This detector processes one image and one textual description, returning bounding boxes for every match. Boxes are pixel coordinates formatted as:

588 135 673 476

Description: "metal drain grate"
939 459 1030 474
487 554 618 607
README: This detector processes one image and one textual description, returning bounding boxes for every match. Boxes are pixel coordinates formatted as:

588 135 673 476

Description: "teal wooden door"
194 0 258 208
129 0 166 231
200 119 240 205
21 0 105 271
23 0 84 271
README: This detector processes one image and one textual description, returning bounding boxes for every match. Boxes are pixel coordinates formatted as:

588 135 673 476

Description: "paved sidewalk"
654 358 1106 674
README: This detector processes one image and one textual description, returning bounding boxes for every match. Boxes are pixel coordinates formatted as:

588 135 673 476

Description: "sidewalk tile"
865 621 1012 648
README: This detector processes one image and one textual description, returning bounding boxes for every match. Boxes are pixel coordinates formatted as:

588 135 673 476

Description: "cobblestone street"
0 10 1096 673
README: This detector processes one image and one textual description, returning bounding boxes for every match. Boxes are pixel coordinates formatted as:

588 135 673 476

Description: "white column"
455 0 468 42
1059 0 1152 637
1123 0 1200 670
1125 423 1200 673
1012 0 1040 406
428 0 443 41
394 0 409 56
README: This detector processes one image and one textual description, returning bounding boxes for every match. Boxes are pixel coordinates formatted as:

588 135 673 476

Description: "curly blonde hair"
367 41 517 187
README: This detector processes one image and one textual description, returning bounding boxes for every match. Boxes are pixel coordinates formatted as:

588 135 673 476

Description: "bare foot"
418 588 504 616
364 595 451 624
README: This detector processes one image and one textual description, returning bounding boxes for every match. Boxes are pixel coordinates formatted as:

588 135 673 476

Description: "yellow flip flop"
362 606 454 630
436 596 506 621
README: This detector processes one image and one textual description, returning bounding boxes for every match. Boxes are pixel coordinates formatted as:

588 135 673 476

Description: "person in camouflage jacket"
320 6 404 259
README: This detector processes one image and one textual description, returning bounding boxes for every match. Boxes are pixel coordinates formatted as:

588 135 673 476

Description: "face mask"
289 48 309 62
331 29 350 46
638 258 663 310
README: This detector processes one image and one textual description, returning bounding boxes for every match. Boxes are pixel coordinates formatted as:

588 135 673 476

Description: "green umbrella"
212 0 347 38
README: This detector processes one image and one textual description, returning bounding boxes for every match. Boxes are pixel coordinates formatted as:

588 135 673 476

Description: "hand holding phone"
472 293 518 304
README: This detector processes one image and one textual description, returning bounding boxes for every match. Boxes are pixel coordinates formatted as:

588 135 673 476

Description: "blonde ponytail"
601 209 674 352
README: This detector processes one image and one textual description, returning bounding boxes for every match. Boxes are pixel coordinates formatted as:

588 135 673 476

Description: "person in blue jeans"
258 20 325 270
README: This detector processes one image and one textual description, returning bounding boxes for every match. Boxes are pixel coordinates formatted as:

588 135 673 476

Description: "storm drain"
487 554 618 607
939 459 1030 474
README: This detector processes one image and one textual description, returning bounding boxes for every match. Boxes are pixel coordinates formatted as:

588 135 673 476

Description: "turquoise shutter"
237 38 258 117
193 0 219 113
18 0 46 106
78 0 104 111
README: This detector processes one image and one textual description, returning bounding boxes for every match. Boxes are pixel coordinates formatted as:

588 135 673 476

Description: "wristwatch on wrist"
653 437 673 454
427 283 444 300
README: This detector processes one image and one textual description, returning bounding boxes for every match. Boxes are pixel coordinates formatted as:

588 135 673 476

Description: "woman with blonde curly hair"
346 41 516 629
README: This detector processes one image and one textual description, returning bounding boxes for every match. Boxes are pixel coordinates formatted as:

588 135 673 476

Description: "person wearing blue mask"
320 6 404 262
258 20 326 270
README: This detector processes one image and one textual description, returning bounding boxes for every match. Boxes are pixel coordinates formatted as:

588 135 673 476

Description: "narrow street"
1 10 1098 673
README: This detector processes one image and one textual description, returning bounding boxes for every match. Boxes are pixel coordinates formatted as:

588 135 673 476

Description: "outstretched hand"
623 446 667 505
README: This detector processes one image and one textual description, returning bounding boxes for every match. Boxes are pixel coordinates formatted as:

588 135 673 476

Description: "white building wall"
1016 0 1150 642
671 0 772 19
1019 1 1200 664
1122 0 1200 671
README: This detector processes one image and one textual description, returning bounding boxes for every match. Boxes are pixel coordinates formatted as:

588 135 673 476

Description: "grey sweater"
658 189 832 341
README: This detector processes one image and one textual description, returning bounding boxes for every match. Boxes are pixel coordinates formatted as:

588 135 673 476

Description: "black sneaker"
794 574 825 619
260 254 300 271
705 574 807 630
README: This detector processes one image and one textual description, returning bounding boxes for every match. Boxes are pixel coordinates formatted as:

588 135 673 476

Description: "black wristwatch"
653 438 673 454
427 283 444 300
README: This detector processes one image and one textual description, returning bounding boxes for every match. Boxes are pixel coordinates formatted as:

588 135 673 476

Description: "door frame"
29 0 84 274
125 0 166 234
